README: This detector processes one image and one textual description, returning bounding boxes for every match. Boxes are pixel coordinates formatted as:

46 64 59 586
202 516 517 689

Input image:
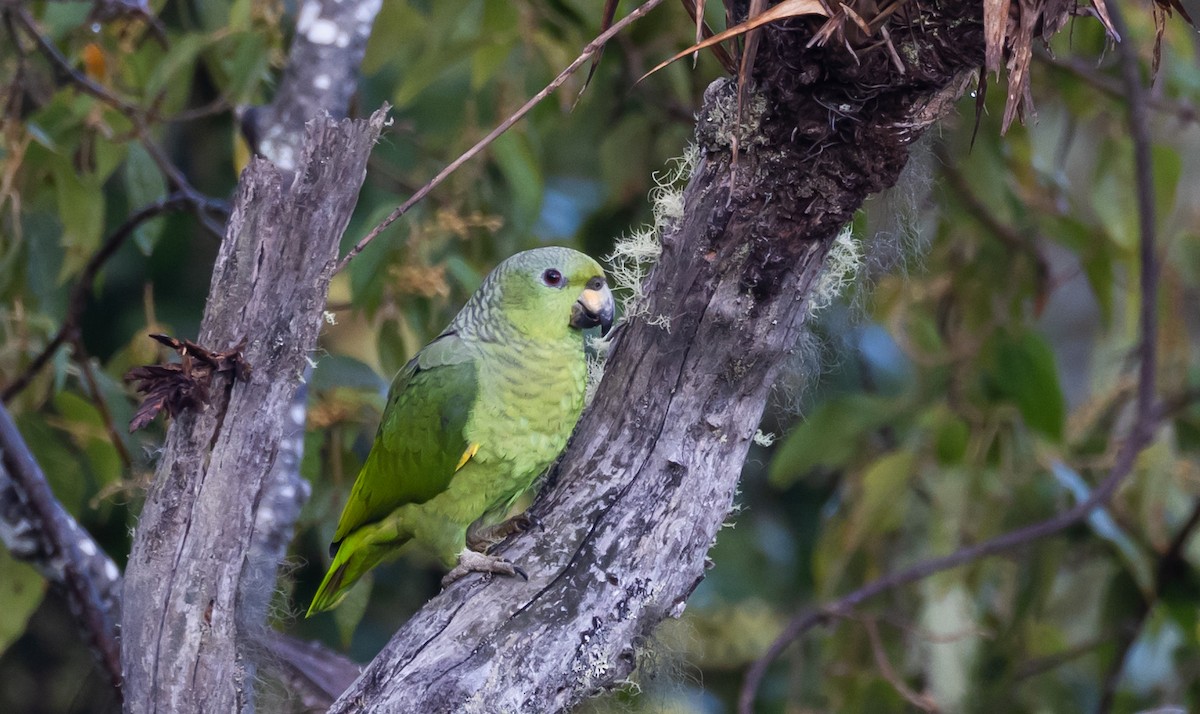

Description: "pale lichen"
807 225 862 318
586 147 700 401
752 430 776 447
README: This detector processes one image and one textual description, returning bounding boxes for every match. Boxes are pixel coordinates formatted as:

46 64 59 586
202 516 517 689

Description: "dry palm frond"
639 0 830 81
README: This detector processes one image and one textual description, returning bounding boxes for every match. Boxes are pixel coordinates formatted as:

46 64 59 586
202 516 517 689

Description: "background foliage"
1 1 1198 712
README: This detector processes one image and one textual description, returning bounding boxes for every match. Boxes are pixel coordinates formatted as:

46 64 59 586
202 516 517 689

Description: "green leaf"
933 411 970 465
0 550 46 656
491 132 544 233
124 144 168 254
768 394 897 487
471 40 514 90
92 136 129 183
49 157 104 281
1152 144 1182 224
364 2 428 75
213 32 271 104
1176 411 1200 453
145 33 218 100
1050 214 1114 324
52 391 122 490
988 331 1066 442
845 450 915 551
15 413 87 516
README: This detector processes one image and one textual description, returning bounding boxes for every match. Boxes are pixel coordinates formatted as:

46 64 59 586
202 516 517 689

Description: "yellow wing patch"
456 443 480 472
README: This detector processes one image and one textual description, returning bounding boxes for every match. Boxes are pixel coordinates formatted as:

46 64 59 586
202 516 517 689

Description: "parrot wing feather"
331 331 478 547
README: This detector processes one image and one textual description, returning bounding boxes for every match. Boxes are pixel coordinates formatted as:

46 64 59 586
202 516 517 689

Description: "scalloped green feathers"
308 248 613 615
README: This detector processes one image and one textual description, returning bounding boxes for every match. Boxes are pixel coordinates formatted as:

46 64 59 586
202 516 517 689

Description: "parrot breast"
466 333 588 502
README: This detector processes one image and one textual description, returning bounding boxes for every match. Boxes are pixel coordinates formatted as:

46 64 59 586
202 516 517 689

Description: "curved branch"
0 402 123 695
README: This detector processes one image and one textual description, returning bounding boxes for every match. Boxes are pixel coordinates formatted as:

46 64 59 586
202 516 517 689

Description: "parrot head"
483 247 614 341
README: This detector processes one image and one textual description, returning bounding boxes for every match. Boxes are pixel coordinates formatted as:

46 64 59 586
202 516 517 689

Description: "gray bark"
329 6 983 711
120 109 387 714
0 403 123 690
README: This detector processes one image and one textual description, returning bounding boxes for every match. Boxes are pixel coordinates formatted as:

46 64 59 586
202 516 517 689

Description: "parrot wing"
330 330 479 549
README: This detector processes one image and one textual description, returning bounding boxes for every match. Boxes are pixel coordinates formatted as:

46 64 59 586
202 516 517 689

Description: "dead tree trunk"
330 5 983 711
120 110 385 713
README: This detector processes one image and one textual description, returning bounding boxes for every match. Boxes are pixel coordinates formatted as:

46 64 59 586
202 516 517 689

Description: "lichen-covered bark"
120 110 386 714
330 3 983 711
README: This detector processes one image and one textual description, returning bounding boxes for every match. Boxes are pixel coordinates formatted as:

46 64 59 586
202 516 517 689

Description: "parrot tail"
306 525 396 616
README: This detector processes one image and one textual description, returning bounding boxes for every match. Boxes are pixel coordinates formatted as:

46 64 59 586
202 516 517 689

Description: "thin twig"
739 14 1165 707
1014 636 1110 680
2 193 190 403
862 616 940 713
334 0 667 273
1095 12 1170 686
70 337 134 468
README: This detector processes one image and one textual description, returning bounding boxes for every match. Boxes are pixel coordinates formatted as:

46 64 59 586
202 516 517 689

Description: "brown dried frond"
679 0 737 72
1150 0 1194 77
640 0 830 81
124 334 251 432
434 208 503 239
987 0 1120 132
389 263 451 299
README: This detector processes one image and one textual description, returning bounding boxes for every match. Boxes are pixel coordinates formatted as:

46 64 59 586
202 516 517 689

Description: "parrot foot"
466 513 539 553
442 550 528 587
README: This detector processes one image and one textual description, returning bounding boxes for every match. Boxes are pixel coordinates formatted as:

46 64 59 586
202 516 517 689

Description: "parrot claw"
442 549 528 587
466 513 538 553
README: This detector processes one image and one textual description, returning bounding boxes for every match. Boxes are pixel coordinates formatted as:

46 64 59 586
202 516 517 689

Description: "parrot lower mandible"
307 247 614 615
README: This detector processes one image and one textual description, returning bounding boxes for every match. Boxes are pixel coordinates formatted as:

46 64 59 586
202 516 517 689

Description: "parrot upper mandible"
307 246 614 615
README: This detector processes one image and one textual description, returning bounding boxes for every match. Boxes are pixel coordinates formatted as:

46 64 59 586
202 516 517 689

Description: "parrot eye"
541 269 564 288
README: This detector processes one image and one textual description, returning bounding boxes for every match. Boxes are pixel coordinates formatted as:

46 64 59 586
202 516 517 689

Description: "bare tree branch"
120 108 387 713
0 402 123 696
1095 9 1165 709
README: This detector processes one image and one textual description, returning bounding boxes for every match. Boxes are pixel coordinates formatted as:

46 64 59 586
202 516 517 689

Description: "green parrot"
307 247 614 615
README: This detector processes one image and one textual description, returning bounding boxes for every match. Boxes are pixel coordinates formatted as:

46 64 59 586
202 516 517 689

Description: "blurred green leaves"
0 552 45 657
986 330 1066 442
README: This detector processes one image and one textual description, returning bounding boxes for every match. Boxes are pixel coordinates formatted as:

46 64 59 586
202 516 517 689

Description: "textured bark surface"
330 3 983 711
0 405 123 690
120 110 386 714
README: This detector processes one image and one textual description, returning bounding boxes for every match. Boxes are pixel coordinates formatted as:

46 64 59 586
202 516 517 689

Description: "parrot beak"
571 283 615 335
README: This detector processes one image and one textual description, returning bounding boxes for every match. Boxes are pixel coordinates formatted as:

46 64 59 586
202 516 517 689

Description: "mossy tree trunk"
330 4 985 710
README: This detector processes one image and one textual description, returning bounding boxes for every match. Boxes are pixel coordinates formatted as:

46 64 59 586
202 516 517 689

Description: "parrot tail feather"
306 561 351 616
307 525 399 616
